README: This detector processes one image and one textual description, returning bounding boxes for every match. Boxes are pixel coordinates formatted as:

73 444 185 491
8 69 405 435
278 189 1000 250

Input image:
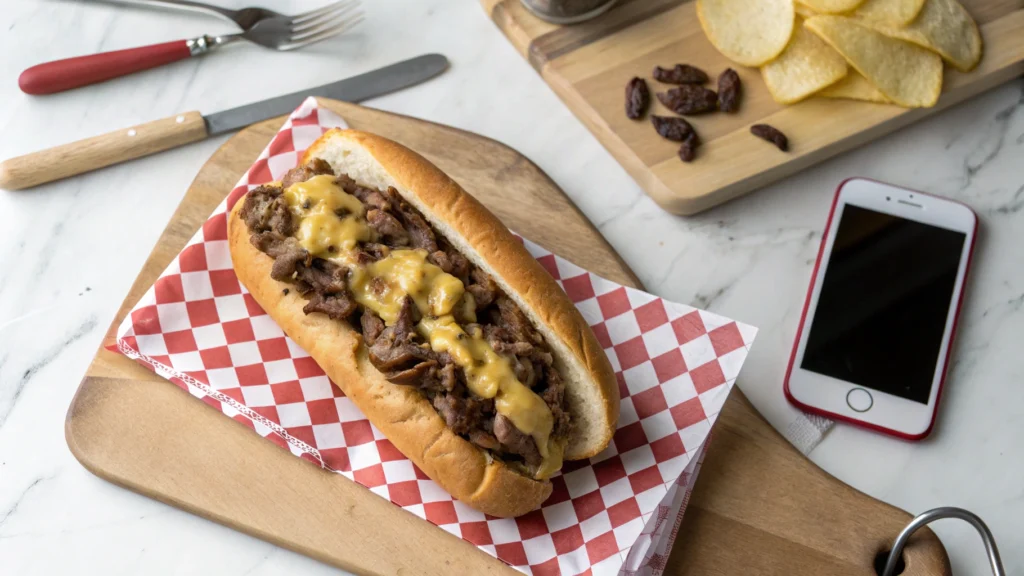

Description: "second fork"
18 0 363 95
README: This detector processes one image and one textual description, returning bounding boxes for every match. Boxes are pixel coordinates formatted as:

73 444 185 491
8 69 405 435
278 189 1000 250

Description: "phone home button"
846 388 874 412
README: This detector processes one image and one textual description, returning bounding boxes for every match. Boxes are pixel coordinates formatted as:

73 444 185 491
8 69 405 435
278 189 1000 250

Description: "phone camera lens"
886 196 891 201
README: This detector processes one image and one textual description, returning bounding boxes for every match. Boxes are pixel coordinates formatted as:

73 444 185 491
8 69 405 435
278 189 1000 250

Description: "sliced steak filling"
241 161 572 473
281 157 334 188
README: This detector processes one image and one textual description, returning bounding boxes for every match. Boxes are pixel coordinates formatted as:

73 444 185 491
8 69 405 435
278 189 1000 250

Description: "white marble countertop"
0 1 1020 574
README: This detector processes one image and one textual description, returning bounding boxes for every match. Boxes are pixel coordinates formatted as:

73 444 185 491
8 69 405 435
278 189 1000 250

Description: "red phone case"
782 178 978 441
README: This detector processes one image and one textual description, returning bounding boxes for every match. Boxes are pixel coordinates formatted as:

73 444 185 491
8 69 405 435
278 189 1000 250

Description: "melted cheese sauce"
458 291 477 324
283 175 370 258
279 175 560 478
418 316 561 479
349 249 465 325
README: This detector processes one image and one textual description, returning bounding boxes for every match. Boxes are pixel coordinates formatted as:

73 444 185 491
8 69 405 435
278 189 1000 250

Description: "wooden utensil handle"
0 112 208 190
19 40 192 95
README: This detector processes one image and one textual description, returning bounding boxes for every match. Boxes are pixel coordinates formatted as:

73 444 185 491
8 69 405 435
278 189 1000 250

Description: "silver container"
519 0 618 24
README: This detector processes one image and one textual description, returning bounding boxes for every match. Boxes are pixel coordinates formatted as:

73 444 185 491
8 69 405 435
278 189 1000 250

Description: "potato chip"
854 0 926 25
805 15 942 107
818 70 892 102
861 0 982 72
795 3 820 18
796 0 865 14
761 21 849 104
697 0 795 66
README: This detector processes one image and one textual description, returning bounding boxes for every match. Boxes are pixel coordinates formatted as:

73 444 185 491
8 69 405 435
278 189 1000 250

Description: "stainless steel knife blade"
0 54 448 190
203 53 449 136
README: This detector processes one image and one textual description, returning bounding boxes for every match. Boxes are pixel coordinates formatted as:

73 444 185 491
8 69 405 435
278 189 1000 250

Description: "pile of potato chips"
696 0 982 107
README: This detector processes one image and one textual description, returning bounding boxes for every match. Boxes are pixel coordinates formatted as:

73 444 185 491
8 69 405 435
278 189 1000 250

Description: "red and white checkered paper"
113 98 756 576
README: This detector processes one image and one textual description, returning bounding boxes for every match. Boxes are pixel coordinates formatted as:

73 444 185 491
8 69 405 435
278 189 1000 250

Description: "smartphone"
784 178 977 440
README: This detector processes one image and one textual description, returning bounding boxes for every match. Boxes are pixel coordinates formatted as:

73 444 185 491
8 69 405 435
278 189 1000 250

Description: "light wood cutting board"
66 99 950 575
481 0 1024 215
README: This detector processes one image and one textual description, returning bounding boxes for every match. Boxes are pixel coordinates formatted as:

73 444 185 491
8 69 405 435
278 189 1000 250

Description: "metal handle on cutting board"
882 507 1004 576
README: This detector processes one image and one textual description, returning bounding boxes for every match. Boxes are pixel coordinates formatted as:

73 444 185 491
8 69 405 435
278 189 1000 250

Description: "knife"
0 54 448 190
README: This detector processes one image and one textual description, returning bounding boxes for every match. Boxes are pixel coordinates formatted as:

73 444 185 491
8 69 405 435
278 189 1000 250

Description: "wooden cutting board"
481 0 1024 215
66 99 949 575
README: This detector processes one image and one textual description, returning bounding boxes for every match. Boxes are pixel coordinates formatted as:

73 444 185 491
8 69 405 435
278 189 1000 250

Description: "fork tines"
285 0 364 50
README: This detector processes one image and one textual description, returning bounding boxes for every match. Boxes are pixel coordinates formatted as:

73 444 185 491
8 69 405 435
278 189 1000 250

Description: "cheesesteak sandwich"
228 129 618 517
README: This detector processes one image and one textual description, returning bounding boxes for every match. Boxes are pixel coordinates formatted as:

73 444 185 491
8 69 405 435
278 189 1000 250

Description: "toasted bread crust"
305 130 618 459
229 200 551 516
228 129 617 516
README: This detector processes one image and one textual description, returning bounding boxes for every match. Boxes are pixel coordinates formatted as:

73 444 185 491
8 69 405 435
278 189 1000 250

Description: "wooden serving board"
67 99 949 575
482 0 1024 215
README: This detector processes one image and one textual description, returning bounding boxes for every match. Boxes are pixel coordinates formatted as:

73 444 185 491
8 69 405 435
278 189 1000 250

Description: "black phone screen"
801 204 966 404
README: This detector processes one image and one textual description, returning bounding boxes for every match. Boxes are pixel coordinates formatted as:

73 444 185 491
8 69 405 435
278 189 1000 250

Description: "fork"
18 0 363 95
91 0 343 32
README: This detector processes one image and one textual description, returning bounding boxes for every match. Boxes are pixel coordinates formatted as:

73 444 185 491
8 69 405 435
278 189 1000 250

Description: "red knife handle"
19 40 191 95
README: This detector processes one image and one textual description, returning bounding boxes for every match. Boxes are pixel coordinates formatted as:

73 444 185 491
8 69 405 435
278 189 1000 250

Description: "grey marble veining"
1 1 1021 574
